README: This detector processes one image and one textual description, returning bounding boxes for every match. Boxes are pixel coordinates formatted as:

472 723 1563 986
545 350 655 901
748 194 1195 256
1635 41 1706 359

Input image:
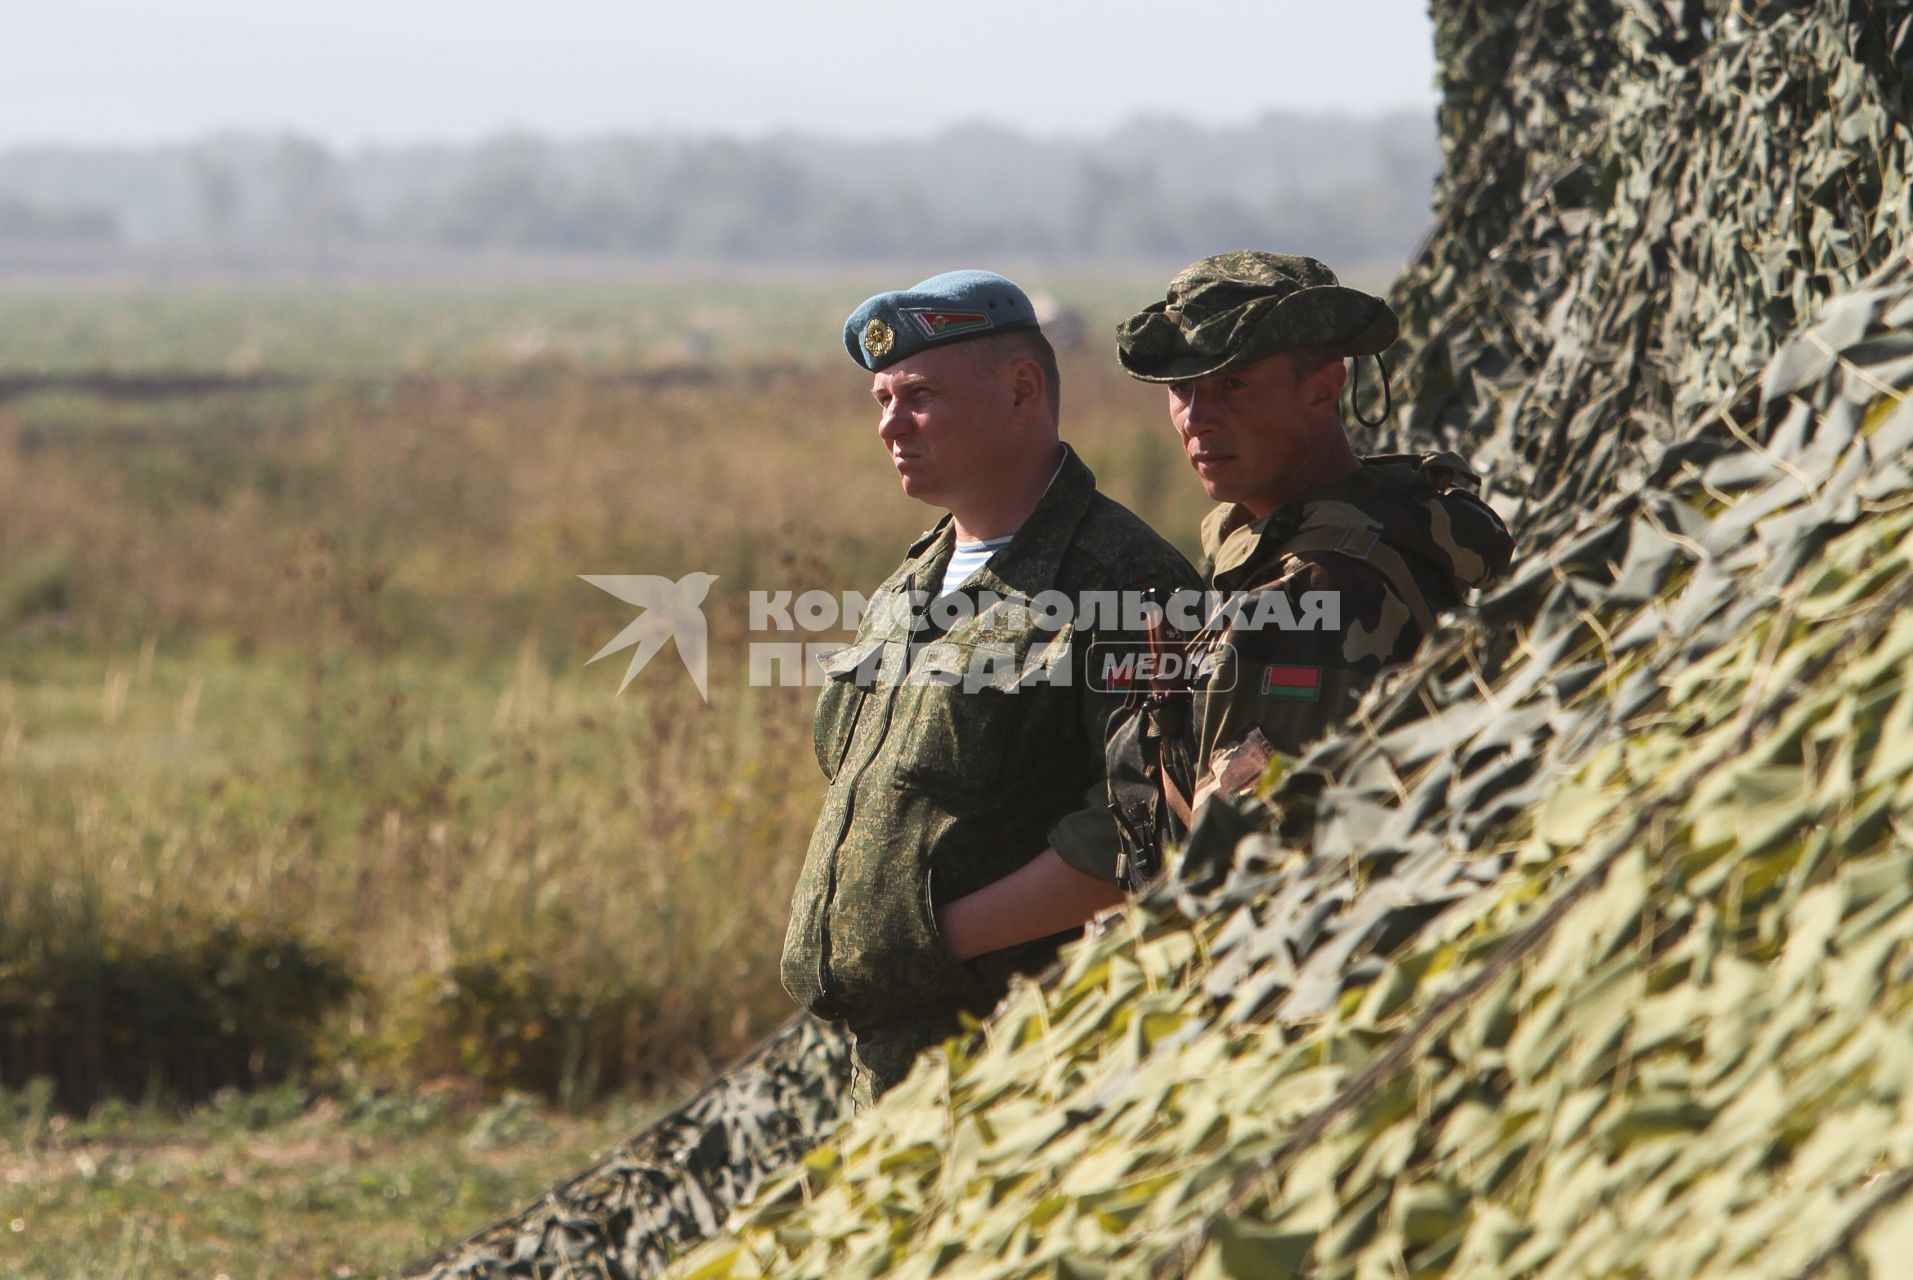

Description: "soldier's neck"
1242 433 1361 520
948 443 1065 543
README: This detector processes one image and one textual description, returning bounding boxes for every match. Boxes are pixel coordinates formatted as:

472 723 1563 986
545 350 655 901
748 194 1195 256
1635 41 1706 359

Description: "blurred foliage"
0 919 354 1112
0 118 1435 268
0 194 117 242
427 948 724 1107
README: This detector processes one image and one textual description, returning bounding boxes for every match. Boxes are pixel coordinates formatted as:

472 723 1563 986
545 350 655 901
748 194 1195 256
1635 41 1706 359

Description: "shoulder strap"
1274 526 1441 637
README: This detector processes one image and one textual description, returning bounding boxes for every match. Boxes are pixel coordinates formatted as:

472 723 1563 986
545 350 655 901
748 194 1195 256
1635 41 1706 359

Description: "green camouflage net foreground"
406 2 1913 1277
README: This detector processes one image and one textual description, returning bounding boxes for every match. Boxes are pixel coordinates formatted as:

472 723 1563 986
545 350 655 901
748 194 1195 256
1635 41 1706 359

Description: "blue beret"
843 269 1041 371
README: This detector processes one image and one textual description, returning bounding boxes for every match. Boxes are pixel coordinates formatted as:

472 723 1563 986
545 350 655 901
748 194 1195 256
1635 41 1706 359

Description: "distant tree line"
0 193 118 241
0 113 1437 267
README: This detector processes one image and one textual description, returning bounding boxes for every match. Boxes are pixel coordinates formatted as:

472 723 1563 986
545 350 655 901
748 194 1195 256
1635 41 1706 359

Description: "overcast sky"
1 0 1438 148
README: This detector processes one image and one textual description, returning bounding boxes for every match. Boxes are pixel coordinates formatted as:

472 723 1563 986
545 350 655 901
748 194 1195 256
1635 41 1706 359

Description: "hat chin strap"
1351 352 1393 429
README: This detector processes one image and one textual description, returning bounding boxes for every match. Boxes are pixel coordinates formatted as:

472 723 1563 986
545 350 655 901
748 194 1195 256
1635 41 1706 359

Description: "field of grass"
0 271 1216 1273
0 1077 651 1278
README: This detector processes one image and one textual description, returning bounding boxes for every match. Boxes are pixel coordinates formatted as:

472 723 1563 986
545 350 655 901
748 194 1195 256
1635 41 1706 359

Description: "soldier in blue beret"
780 270 1200 1106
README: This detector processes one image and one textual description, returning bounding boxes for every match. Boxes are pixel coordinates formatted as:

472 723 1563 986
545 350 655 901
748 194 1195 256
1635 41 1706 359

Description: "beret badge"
863 317 895 360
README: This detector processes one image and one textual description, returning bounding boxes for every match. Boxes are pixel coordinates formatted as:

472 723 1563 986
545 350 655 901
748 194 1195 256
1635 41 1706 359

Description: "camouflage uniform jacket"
1189 451 1514 793
780 446 1199 1046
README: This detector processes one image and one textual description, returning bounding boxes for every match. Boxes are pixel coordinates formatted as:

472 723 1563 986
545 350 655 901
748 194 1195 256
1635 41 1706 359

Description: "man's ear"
1307 360 1349 407
1008 357 1046 411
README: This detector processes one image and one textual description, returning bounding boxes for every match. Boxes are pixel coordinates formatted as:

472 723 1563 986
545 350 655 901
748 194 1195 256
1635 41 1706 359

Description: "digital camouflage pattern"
403 4 1913 1277
779 443 1198 1100
1116 250 1399 383
1188 450 1514 786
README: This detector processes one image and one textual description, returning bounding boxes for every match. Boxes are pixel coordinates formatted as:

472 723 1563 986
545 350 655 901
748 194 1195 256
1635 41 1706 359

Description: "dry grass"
0 1078 654 1279
0 275 1215 1108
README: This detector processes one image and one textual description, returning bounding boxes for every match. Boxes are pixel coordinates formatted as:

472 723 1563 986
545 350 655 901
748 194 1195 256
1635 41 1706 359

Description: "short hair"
964 329 1062 422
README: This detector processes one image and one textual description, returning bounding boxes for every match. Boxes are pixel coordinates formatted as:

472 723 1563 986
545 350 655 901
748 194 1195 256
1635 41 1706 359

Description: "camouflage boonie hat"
1116 251 1399 383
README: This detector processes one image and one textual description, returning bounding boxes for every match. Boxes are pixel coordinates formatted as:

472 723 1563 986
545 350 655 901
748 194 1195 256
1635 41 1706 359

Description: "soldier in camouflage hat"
1115 251 1515 823
782 270 1198 1106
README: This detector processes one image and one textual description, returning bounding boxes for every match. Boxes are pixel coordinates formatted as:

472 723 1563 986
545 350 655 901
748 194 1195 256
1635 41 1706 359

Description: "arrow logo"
581 572 719 701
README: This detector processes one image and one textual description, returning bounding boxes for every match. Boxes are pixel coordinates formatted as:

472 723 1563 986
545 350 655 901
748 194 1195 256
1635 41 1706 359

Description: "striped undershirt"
933 451 1066 598
938 534 1016 597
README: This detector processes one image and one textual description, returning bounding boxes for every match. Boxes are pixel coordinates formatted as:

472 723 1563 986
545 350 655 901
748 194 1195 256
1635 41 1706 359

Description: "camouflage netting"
406 2 1913 1277
404 1017 849 1278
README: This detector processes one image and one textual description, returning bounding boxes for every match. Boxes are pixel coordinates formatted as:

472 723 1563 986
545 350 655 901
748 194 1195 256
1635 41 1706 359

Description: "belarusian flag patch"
1260 665 1322 700
905 308 993 339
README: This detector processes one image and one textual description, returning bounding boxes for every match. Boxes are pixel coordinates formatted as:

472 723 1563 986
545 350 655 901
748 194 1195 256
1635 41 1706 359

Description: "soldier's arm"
932 677 1158 957
938 568 1199 956
933 681 1165 958
934 848 1125 961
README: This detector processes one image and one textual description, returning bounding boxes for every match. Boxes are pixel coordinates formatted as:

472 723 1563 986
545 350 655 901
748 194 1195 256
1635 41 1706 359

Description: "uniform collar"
1198 460 1386 591
1199 501 1260 581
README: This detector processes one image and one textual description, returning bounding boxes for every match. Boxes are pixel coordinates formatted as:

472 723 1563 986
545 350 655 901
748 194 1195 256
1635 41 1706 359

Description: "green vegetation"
0 277 888 377
0 274 1209 1113
0 1077 650 1278
0 271 1217 1273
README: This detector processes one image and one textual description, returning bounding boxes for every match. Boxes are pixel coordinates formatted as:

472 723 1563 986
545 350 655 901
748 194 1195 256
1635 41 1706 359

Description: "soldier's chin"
896 469 941 502
1197 475 1237 504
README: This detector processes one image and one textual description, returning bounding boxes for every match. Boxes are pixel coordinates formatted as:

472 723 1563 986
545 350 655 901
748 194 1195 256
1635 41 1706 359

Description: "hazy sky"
2 0 1437 148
